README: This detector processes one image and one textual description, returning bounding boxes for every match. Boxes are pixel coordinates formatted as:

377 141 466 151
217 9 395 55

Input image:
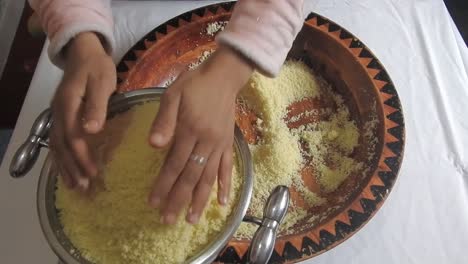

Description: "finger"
55 131 88 191
148 130 196 208
187 151 221 224
50 136 75 189
161 142 213 224
66 137 98 178
61 145 89 192
218 146 233 206
60 166 75 188
149 90 181 148
82 71 116 134
50 99 77 189
57 151 78 189
59 79 98 178
58 161 73 188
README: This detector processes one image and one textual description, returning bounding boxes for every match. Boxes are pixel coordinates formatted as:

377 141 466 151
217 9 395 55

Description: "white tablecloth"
1 1 467 263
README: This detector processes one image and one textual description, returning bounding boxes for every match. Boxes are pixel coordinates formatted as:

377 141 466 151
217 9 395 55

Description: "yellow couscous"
56 101 242 264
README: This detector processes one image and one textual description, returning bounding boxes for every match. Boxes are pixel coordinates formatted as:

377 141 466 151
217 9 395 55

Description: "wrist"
205 45 254 94
64 32 108 61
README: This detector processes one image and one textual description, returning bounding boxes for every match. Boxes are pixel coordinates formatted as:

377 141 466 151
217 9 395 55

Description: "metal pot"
9 88 290 264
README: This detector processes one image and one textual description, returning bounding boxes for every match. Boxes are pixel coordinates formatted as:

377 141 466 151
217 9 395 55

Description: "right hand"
50 32 116 190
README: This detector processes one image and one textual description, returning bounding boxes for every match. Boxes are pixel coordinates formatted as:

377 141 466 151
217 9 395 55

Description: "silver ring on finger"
189 153 207 166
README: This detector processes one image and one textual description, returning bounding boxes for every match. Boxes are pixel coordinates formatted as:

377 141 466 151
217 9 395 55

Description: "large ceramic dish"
115 2 405 263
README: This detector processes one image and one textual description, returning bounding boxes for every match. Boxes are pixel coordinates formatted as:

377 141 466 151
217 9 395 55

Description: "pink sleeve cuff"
216 0 304 77
47 21 115 68
29 0 114 68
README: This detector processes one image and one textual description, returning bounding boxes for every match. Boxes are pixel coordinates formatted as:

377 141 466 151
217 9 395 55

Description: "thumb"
82 72 116 134
149 90 180 148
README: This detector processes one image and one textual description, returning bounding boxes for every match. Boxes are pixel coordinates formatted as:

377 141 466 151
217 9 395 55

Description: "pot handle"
9 108 52 178
246 185 290 264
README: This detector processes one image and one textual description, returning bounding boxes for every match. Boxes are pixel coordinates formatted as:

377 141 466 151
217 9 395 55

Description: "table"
1 1 467 263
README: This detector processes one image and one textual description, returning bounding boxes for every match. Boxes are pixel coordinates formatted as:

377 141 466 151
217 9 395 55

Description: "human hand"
148 46 253 224
50 32 116 190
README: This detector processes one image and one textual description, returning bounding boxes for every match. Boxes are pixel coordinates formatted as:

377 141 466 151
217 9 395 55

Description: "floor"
0 3 43 165
0 129 13 164
445 0 468 42
0 0 467 165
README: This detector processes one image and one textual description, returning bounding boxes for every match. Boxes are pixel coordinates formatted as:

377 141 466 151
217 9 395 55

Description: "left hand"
147 45 253 224
49 32 116 191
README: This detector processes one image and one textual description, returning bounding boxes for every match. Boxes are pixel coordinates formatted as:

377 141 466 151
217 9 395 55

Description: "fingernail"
77 177 89 190
150 196 161 208
188 211 199 224
84 120 99 131
219 195 228 206
164 213 176 225
150 133 165 146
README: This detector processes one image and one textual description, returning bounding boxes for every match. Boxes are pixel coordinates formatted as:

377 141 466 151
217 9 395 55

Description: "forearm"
217 0 305 77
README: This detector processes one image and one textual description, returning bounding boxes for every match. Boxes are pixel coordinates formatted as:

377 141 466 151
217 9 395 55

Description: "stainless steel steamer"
10 88 290 264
